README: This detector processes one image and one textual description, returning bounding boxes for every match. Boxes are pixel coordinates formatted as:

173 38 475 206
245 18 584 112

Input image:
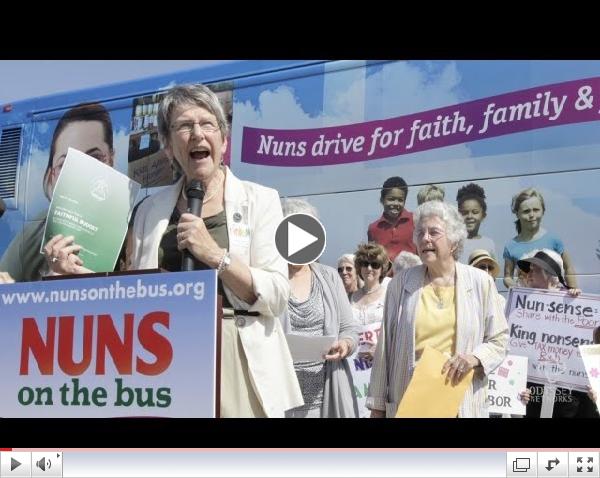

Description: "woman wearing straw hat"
517 249 580 297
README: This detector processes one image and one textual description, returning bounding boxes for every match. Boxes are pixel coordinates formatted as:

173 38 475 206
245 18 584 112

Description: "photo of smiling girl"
503 187 578 289
456 183 496 264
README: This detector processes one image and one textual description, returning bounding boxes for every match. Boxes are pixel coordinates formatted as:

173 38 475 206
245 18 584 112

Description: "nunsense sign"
505 287 600 391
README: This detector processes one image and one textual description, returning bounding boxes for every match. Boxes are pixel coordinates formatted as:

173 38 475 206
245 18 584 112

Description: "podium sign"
0 270 217 417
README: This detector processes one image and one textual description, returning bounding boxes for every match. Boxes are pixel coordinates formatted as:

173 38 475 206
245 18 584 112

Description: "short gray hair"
393 251 422 274
158 84 229 146
281 198 319 218
337 252 364 288
413 201 467 260
337 253 355 267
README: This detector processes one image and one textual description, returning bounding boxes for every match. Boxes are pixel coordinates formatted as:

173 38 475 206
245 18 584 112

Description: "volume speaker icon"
36 457 51 471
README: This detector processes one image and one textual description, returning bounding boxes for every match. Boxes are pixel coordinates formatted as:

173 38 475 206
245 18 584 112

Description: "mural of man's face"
47 120 114 197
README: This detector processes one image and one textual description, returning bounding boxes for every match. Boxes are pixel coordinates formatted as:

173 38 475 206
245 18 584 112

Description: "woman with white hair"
392 250 422 275
367 201 508 418
280 198 360 417
337 254 362 300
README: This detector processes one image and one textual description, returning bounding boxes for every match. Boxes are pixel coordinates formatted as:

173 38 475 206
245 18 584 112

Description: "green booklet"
41 147 141 272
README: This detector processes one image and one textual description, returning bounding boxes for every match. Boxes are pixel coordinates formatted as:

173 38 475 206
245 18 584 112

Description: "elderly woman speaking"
367 201 508 418
128 84 302 418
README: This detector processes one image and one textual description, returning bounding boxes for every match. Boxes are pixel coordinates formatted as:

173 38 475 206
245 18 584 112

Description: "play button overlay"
276 213 326 265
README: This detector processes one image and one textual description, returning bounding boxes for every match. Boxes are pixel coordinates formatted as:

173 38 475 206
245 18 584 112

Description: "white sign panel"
506 287 600 391
579 344 600 410
487 354 528 415
349 321 382 418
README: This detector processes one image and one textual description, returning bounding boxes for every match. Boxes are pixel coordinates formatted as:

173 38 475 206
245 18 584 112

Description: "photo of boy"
367 176 416 262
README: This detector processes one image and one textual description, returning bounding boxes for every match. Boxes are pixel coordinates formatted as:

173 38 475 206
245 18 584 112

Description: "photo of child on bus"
367 176 416 263
456 183 496 264
502 187 578 289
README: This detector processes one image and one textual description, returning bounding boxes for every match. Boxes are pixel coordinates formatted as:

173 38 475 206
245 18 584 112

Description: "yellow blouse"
415 284 457 358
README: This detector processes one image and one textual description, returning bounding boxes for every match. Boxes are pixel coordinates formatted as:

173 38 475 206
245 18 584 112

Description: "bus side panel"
229 60 600 294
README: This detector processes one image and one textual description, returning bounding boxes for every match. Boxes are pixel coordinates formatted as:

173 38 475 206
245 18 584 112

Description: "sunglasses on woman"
337 266 354 273
359 261 382 269
476 264 493 271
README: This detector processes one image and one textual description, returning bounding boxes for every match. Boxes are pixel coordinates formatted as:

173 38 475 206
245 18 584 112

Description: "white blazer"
366 262 508 418
130 167 303 417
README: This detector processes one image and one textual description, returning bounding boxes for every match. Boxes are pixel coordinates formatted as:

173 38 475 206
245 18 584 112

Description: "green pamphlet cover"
41 147 141 272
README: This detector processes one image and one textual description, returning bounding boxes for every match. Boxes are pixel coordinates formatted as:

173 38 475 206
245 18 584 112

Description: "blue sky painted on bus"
0 60 227 104
230 60 600 293
234 60 600 160
3 60 600 294
233 60 600 190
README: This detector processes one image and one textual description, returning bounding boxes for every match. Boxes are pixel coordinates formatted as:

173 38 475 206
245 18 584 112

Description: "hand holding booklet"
41 148 141 272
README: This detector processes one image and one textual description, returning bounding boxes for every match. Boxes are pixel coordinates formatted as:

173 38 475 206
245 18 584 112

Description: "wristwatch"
217 250 231 275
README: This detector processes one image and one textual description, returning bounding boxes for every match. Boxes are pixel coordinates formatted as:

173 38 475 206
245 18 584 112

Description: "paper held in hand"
41 147 141 272
285 334 337 363
395 346 474 418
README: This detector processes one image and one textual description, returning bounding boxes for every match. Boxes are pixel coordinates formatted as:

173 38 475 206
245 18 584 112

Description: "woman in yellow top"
367 201 508 418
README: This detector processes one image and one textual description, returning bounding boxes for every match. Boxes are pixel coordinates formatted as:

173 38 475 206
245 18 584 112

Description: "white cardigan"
130 167 303 417
366 262 508 418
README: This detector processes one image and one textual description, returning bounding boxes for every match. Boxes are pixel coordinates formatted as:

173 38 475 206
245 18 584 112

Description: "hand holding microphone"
181 180 205 271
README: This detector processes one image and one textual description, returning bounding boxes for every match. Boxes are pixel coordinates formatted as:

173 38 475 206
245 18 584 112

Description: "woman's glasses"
476 264 493 271
171 120 220 135
416 227 445 241
359 260 382 269
338 266 353 273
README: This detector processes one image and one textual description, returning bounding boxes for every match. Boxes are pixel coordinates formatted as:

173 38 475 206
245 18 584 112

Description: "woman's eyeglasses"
171 121 220 135
476 264 493 271
338 266 353 273
359 261 382 269
416 227 445 241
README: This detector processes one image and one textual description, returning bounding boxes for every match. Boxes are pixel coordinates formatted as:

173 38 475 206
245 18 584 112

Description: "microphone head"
186 180 205 200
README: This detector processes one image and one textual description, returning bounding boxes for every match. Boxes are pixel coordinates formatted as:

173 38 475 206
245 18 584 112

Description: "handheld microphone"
181 180 205 272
